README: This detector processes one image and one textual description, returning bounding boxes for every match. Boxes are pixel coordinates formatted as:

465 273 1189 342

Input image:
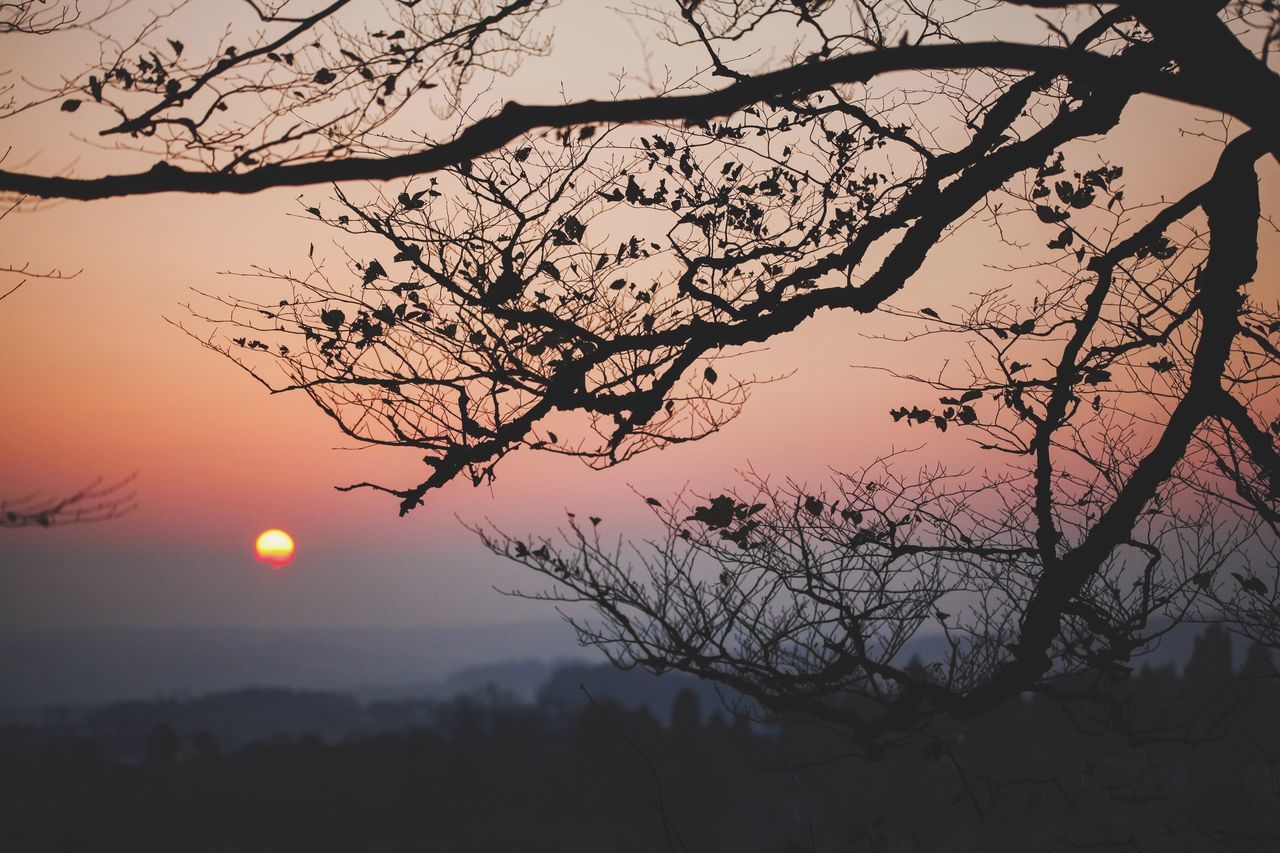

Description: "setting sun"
254 529 295 568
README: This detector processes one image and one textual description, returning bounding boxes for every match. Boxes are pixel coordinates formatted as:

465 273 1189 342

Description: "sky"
1 1 1277 698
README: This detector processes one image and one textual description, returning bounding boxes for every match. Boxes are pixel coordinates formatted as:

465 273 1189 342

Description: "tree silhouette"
0 213 78 302
0 2 1277 198
5 2 1280 744
1 191 136 529
0 474 137 528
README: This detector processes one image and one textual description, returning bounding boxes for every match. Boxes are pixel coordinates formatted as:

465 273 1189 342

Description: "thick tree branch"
0 41 1188 200
1219 390 1280 498
981 129 1265 703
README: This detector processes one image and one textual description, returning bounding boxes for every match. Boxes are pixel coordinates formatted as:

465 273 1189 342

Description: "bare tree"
1 5 141 525
4 1 1280 742
0 2 1274 197
0 191 81 301
0 0 555 188
0 474 137 527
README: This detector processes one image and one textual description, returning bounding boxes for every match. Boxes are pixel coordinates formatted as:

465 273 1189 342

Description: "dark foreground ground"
2 626 1278 853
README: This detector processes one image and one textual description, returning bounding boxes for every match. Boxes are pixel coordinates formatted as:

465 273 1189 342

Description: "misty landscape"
5 624 1280 851
4 0 1280 850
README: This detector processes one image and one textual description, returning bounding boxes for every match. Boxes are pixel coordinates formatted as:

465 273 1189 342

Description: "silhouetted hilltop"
16 661 730 757
537 661 744 724
3 618 1250 766
82 688 362 759
1 617 1232 720
353 657 575 705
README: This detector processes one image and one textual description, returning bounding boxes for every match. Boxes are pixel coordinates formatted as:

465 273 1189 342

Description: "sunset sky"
1 1 1276 689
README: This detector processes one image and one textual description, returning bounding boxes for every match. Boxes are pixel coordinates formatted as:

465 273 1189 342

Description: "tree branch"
0 41 1186 200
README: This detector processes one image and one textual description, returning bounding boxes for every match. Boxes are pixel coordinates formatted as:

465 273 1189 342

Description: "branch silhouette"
8 0 1280 748
0 474 137 528
3 2 1280 199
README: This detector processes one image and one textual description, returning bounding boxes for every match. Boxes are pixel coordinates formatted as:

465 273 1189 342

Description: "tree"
4 1 1280 746
1 2 1277 199
0 474 137 528
1 198 137 530
0 194 80 303
1 192 135 529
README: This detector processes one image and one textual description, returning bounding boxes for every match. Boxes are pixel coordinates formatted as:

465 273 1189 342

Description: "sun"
254 529 296 568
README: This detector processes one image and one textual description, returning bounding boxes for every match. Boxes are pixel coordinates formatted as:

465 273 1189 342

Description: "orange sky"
1 1 1277 636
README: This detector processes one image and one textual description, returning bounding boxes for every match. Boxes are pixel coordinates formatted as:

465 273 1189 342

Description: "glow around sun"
254 529 296 568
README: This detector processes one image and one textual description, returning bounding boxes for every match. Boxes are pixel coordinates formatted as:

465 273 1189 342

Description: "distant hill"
1 620 1256 760
0 618 1238 729
353 658 582 704
536 661 746 724
0 623 586 712
49 688 364 759
15 664 744 759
